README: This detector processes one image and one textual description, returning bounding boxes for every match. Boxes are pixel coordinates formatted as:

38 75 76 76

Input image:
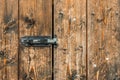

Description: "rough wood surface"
1 0 120 80
0 0 18 80
19 0 52 80
54 0 87 80
88 0 120 79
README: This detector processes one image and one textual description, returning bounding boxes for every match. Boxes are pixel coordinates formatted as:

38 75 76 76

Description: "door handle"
20 36 57 47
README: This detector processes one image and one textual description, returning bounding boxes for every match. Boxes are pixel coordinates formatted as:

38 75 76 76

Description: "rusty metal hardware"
20 36 57 47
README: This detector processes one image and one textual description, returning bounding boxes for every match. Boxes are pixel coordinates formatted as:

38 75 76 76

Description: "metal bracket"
20 36 57 47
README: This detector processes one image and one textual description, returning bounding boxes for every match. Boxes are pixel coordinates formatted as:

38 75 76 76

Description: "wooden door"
0 0 120 80
19 0 52 80
0 0 18 79
0 0 53 80
54 0 87 80
88 0 120 79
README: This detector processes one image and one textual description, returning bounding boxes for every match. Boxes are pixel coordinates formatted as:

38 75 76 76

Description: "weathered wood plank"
0 0 18 80
54 0 87 80
19 0 52 80
88 0 120 79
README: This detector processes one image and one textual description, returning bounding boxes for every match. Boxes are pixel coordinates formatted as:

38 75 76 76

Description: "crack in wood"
23 16 36 29
4 19 17 34
114 27 120 42
0 50 16 70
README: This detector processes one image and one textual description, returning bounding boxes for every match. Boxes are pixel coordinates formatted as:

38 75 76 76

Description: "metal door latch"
20 36 57 47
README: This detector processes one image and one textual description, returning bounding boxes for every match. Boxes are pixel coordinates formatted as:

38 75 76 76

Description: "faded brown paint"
54 0 86 80
88 0 120 79
19 0 52 80
0 0 18 80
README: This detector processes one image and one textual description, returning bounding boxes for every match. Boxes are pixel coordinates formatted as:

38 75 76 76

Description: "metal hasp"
20 36 57 47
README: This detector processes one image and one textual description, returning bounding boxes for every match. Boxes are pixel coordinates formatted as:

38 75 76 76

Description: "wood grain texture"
19 0 52 80
88 0 120 79
54 0 87 80
0 0 18 80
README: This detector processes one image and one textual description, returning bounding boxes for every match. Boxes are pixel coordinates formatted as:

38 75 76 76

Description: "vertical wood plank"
0 0 18 80
54 0 87 80
88 0 120 79
19 0 52 80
